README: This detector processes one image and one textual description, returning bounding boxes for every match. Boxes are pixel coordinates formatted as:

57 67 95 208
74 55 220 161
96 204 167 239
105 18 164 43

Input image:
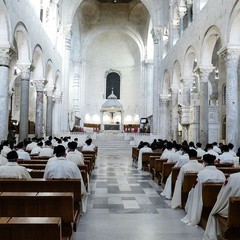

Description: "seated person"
204 144 219 160
228 143 236 157
203 172 240 240
0 154 8 166
30 141 43 155
82 138 95 152
66 141 84 166
16 142 31 160
216 145 235 165
26 137 38 151
39 140 54 157
196 142 206 158
43 145 87 213
181 154 225 227
171 149 204 209
0 151 31 179
137 142 152 171
1 140 11 157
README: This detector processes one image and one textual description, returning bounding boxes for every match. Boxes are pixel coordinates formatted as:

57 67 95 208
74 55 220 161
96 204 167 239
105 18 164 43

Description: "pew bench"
216 196 240 240
171 167 180 196
153 159 167 185
0 192 74 238
142 152 162 171
199 182 223 229
0 217 69 240
0 178 82 231
161 162 175 186
149 156 160 179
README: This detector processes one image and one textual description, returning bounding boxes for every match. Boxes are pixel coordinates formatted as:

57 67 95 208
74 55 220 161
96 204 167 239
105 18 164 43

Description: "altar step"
94 133 131 150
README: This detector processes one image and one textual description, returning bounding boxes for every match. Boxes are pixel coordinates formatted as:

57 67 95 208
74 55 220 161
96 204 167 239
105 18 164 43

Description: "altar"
104 124 120 131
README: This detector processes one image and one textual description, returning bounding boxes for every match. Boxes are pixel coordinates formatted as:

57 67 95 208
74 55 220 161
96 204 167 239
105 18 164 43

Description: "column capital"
195 66 215 82
170 84 179 94
34 80 47 92
159 94 170 104
45 84 56 97
151 27 162 44
180 77 194 85
217 46 240 68
0 47 13 66
17 62 32 80
53 91 63 102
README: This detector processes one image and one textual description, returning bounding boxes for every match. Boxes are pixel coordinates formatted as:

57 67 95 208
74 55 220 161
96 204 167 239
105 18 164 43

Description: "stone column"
179 6 187 36
52 91 62 136
34 80 47 138
61 25 72 132
187 0 193 26
18 63 31 141
159 95 170 139
46 86 55 137
196 66 214 147
170 85 179 141
0 48 11 141
151 27 162 134
218 47 240 149
72 58 81 117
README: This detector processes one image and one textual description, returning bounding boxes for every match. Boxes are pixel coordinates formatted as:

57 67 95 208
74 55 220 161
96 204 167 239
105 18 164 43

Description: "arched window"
106 72 120 99
222 84 226 105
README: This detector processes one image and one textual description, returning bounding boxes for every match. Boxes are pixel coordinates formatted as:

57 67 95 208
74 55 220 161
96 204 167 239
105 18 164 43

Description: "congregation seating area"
0 147 97 239
132 146 240 238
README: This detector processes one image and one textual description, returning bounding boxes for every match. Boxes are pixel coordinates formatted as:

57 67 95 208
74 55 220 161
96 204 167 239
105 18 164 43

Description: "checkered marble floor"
72 148 204 240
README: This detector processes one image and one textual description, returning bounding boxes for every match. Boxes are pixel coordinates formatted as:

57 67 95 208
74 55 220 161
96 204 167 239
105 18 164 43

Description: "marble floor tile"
72 147 204 240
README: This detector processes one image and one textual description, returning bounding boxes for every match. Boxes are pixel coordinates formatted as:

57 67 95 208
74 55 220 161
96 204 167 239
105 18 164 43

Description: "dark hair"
166 142 173 150
196 142 202 148
16 142 24 149
53 145 66 157
228 143 234 150
37 142 43 147
221 145 229 152
203 154 216 165
68 141 77 150
188 149 197 158
7 150 18 162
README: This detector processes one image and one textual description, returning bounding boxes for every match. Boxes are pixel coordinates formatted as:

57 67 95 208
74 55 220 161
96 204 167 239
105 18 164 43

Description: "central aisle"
72 147 204 240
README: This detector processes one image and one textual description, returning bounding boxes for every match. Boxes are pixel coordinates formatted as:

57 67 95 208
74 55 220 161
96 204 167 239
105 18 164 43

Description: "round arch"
0 3 11 45
32 45 45 80
200 25 221 66
172 60 181 87
162 70 170 95
183 46 196 77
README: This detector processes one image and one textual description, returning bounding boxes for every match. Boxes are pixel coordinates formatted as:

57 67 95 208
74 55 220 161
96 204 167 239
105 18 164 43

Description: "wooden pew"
142 152 162 171
149 156 160 179
161 162 175 185
217 167 240 175
0 217 66 240
132 147 139 162
0 192 74 238
216 196 240 239
171 167 180 196
18 159 48 165
82 151 96 168
182 172 198 209
0 178 82 231
153 159 167 184
199 182 223 229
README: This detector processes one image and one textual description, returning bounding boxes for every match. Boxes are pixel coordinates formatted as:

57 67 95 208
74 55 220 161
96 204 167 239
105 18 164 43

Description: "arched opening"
106 72 120 99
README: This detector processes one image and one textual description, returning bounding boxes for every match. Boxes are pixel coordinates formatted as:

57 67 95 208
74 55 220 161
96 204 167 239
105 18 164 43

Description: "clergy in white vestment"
196 142 206 158
181 154 225 227
16 142 31 160
26 137 38 151
212 142 222 154
228 143 236 157
204 144 219 160
1 141 11 157
0 155 8 166
0 151 31 179
161 146 191 200
44 145 88 213
137 142 153 170
66 141 85 166
216 145 235 165
174 146 190 168
39 140 54 157
82 138 95 152
171 149 204 209
160 142 176 160
30 141 43 155
203 172 240 240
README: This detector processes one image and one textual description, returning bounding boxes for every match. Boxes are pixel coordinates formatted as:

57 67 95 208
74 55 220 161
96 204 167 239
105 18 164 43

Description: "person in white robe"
171 149 204 209
30 141 43 155
181 154 225 227
196 142 206 158
137 142 152 170
212 142 222 154
204 144 219 160
160 142 175 160
228 143 236 157
43 145 87 213
216 145 235 165
161 146 191 199
1 141 11 157
82 138 95 152
26 137 38 151
39 140 54 157
66 141 85 166
16 142 31 160
0 155 8 166
203 172 240 240
0 151 31 179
